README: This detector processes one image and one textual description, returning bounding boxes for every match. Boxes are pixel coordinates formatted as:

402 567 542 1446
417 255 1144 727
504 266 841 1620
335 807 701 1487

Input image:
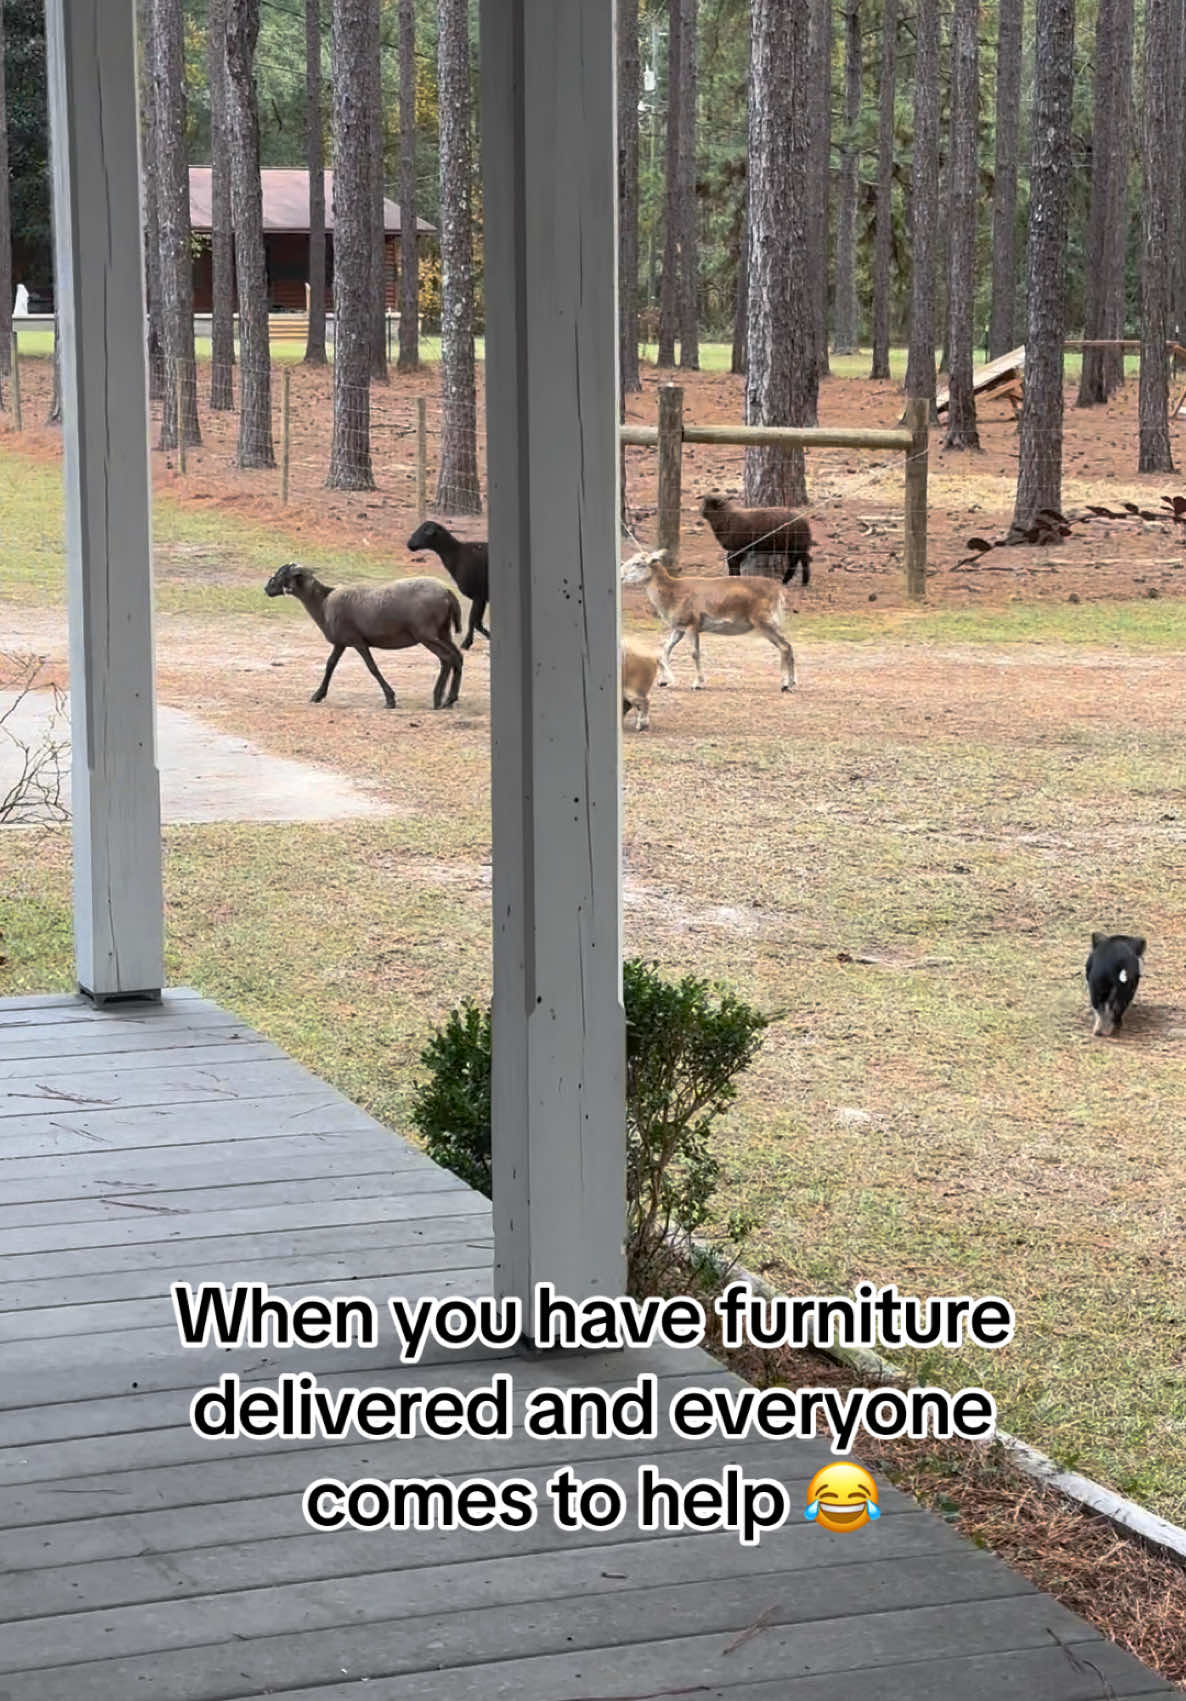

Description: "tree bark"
397 0 420 371
369 0 389 382
618 0 641 393
988 0 1021 358
870 0 898 378
0 2 11 384
1101 0 1134 395
136 0 166 403
434 0 480 513
207 0 235 408
329 0 375 488
832 0 862 355
1076 0 1115 405
656 0 682 368
1012 0 1075 533
809 0 832 381
305 0 328 364
1139 0 1174 472
744 0 815 510
1170 2 1186 340
731 184 749 376
944 0 979 448
149 0 201 449
225 0 274 467
905 0 939 413
677 0 699 369
1177 5 1186 344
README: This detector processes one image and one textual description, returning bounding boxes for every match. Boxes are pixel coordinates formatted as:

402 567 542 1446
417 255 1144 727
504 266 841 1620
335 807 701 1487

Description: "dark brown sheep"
406 521 489 650
700 493 813 586
264 563 463 709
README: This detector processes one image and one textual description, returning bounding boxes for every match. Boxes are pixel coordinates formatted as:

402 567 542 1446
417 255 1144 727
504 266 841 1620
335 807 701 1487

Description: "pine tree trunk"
988 0 1022 358
149 0 201 450
1177 5 1186 344
1101 0 1134 395
208 0 235 409
397 0 420 372
618 0 642 393
1077 0 1116 406
944 0 979 448
226 0 274 467
305 0 328 364
1012 0 1075 534
434 0 480 513
656 0 682 368
1139 0 1174 472
369 0 389 382
905 0 939 412
938 1 952 379
0 2 11 384
329 0 375 488
1169 3 1186 340
744 0 814 511
832 0 862 355
137 0 167 403
677 0 699 369
870 0 898 378
809 0 832 381
731 185 749 376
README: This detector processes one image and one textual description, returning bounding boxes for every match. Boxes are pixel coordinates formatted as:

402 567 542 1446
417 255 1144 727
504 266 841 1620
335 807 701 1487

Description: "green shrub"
408 958 769 1291
407 999 492 1196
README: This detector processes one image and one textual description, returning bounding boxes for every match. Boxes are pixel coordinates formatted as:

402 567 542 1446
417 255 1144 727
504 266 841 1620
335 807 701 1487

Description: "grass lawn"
2 437 1185 1526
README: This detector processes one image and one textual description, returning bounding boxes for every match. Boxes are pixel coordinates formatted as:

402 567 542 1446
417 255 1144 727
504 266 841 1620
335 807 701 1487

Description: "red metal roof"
188 168 433 235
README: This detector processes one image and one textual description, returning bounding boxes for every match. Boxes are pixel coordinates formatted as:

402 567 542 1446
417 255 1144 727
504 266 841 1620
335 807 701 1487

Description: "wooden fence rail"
621 384 929 600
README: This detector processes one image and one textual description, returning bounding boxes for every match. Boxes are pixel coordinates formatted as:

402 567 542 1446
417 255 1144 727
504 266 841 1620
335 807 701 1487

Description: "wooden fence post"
416 395 427 523
281 366 291 503
10 332 22 431
903 396 929 600
657 383 684 559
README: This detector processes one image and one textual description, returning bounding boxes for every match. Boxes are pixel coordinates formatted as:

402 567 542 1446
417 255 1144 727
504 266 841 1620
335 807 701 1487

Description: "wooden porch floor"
0 989 1172 1700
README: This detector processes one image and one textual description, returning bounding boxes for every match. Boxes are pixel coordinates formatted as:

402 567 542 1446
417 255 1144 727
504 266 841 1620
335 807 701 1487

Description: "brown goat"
621 549 795 692
700 493 812 586
621 643 660 730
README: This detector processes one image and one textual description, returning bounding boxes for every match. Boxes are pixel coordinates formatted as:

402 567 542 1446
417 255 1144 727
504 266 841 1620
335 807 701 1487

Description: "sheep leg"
426 638 463 708
757 619 796 691
311 644 346 703
355 643 398 708
688 626 706 690
445 642 463 707
658 625 684 686
781 551 810 587
461 598 489 650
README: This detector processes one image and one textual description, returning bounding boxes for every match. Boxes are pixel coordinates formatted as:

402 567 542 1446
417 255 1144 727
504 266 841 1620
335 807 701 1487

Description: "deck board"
0 991 1171 1700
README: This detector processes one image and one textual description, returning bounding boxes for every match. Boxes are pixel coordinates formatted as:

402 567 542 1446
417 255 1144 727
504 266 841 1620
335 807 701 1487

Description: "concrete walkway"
0 691 391 824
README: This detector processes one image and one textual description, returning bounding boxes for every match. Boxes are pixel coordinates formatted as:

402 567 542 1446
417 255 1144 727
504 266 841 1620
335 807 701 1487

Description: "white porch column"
481 0 626 1308
45 0 164 1002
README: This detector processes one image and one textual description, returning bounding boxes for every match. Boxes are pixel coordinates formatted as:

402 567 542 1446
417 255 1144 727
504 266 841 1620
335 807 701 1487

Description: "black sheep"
406 522 490 650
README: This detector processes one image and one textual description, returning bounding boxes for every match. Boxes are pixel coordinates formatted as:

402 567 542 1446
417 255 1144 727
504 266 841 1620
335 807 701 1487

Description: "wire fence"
141 355 480 521
3 334 917 574
7 336 1183 601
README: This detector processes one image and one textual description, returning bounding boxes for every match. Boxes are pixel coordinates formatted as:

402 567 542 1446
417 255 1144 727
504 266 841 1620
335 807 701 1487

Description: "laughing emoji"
805 1462 880 1533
